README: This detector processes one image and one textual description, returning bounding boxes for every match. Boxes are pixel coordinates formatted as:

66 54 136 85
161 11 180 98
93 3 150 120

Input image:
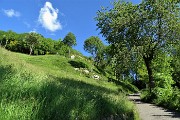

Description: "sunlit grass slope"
0 47 139 120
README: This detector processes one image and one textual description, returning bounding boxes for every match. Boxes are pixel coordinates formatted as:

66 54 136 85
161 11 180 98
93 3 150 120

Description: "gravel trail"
128 94 180 120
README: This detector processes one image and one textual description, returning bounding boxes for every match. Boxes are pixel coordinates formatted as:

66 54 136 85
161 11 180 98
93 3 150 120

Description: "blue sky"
0 0 141 56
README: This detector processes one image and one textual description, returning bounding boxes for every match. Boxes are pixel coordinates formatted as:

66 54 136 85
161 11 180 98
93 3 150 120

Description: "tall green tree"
171 40 180 87
63 32 77 57
96 0 180 92
62 32 77 47
3 30 15 49
84 36 105 66
25 32 41 55
84 36 104 58
0 30 6 46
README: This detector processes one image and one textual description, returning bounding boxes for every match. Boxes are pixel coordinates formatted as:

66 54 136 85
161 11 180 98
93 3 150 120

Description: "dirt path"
128 94 180 120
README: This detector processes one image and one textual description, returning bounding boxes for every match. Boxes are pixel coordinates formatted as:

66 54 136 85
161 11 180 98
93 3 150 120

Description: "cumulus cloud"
38 2 62 32
3 9 21 17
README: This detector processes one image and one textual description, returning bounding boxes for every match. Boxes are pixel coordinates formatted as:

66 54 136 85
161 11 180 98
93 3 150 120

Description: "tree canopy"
0 30 78 56
25 32 41 55
84 36 104 58
63 32 77 47
96 0 180 92
84 36 106 67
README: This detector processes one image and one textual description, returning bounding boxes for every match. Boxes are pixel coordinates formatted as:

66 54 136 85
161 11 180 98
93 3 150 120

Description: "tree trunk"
4 39 8 48
69 48 70 58
29 45 33 55
143 56 154 93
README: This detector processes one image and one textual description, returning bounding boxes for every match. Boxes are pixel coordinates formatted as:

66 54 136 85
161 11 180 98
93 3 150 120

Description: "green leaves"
62 32 77 47
0 30 78 56
25 32 40 45
25 32 41 55
84 36 104 58
84 36 105 67
96 0 179 83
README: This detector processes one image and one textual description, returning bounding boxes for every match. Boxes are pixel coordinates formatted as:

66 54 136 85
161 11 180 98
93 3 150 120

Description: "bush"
141 53 180 111
141 89 157 103
141 87 180 112
68 60 88 69
168 88 180 111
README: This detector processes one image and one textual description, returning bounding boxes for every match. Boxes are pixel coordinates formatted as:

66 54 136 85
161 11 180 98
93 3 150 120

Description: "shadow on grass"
36 76 121 120
0 65 14 81
0 71 135 120
108 78 138 93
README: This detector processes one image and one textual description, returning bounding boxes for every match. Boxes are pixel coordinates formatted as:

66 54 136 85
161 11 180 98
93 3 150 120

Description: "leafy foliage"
0 30 79 56
62 32 77 47
68 60 88 69
171 40 180 87
84 36 104 58
25 32 41 55
96 0 180 112
96 0 179 92
84 36 106 67
141 87 180 111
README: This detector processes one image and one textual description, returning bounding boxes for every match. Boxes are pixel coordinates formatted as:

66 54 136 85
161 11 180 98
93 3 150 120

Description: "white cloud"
3 9 21 17
38 2 62 32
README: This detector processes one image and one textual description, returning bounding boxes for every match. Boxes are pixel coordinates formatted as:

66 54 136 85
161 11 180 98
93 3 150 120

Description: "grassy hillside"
0 47 139 120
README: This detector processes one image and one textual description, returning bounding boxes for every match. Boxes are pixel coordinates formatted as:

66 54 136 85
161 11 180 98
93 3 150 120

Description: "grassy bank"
0 48 139 120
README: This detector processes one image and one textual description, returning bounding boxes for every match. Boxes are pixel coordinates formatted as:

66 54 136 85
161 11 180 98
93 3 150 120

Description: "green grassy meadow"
0 47 139 120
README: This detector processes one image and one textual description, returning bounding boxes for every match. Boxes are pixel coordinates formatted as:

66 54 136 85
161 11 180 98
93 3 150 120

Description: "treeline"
0 30 79 56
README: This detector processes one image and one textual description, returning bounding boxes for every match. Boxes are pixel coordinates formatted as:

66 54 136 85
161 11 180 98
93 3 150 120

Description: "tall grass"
0 48 139 120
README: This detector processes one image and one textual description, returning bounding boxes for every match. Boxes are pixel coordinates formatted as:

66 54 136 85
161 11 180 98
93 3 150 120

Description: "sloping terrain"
0 48 139 120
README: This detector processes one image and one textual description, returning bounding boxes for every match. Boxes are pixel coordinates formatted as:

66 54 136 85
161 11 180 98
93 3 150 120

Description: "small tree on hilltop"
63 32 76 47
62 32 77 56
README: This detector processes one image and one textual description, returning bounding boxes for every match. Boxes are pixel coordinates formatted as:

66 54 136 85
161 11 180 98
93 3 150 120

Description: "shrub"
68 60 88 69
168 88 180 111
